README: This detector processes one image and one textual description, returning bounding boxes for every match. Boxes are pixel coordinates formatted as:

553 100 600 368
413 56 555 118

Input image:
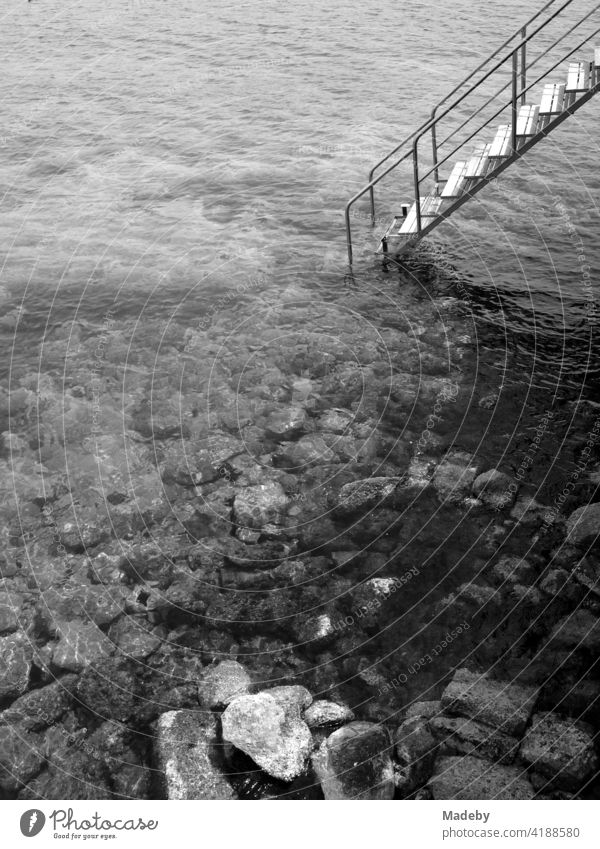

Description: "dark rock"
312 721 394 799
433 450 478 503
510 496 550 526
0 726 45 792
279 435 335 468
571 557 600 598
39 584 126 629
519 712 599 791
304 700 355 729
394 717 437 794
429 755 534 799
492 556 537 586
547 610 600 653
0 677 76 730
264 685 313 711
59 520 106 552
221 691 312 782
430 715 519 765
473 469 514 509
318 409 353 434
21 734 113 799
294 614 336 647
75 658 143 722
405 700 442 721
198 660 252 709
333 477 400 517
566 503 600 547
86 722 150 799
265 407 307 440
0 554 18 579
441 668 538 736
155 709 235 799
0 599 19 634
233 481 289 529
0 632 33 702
108 616 162 660
51 621 115 672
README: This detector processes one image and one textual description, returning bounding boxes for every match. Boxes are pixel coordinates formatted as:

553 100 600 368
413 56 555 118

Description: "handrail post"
369 185 375 222
413 142 422 233
345 205 353 266
431 119 440 183
520 25 527 104
512 49 519 153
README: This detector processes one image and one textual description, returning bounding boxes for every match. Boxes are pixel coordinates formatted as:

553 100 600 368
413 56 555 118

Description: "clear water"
1 0 600 771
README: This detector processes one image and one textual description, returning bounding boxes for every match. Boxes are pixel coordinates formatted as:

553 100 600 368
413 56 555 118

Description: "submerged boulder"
233 481 289 529
221 691 312 782
429 755 534 800
155 710 235 799
441 668 537 737
333 477 400 517
565 503 600 547
312 721 394 799
198 660 252 710
519 713 599 791
0 632 34 702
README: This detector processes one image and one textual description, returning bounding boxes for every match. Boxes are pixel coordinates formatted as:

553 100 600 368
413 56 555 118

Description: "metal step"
465 143 492 178
516 104 540 138
489 124 512 158
538 82 565 129
565 61 589 107
440 161 469 198
398 195 442 234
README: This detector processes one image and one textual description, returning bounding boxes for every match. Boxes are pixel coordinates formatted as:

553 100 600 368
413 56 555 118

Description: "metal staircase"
344 0 600 265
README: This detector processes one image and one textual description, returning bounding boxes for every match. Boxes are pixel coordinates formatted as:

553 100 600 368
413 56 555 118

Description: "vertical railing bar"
512 49 519 153
521 26 527 104
413 143 422 233
432 123 439 185
345 208 353 266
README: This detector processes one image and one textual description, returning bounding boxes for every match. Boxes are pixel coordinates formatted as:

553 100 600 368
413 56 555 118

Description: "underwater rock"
430 715 519 765
0 632 34 702
433 450 478 503
304 700 355 729
429 755 534 800
565 503 600 547
0 725 45 792
333 477 400 518
473 469 515 509
108 616 162 660
520 712 599 791
155 710 235 799
233 481 290 530
279 435 335 469
0 677 76 731
441 668 538 737
221 691 312 782
294 614 337 647
51 621 115 672
394 716 438 794
198 660 253 710
312 721 394 800
265 406 307 441
547 609 600 653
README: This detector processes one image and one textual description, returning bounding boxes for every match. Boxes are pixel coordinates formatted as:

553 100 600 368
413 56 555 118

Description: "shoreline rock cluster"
154 660 598 800
0 299 599 799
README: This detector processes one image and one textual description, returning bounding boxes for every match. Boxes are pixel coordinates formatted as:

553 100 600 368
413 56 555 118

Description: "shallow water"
0 0 599 799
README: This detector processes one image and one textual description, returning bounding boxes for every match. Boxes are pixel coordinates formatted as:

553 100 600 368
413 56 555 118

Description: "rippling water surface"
1 0 600 793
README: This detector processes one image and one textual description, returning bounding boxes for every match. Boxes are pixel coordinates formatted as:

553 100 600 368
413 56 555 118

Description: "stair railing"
345 0 598 265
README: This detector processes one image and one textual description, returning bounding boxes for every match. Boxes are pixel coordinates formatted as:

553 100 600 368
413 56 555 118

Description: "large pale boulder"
221 692 312 782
